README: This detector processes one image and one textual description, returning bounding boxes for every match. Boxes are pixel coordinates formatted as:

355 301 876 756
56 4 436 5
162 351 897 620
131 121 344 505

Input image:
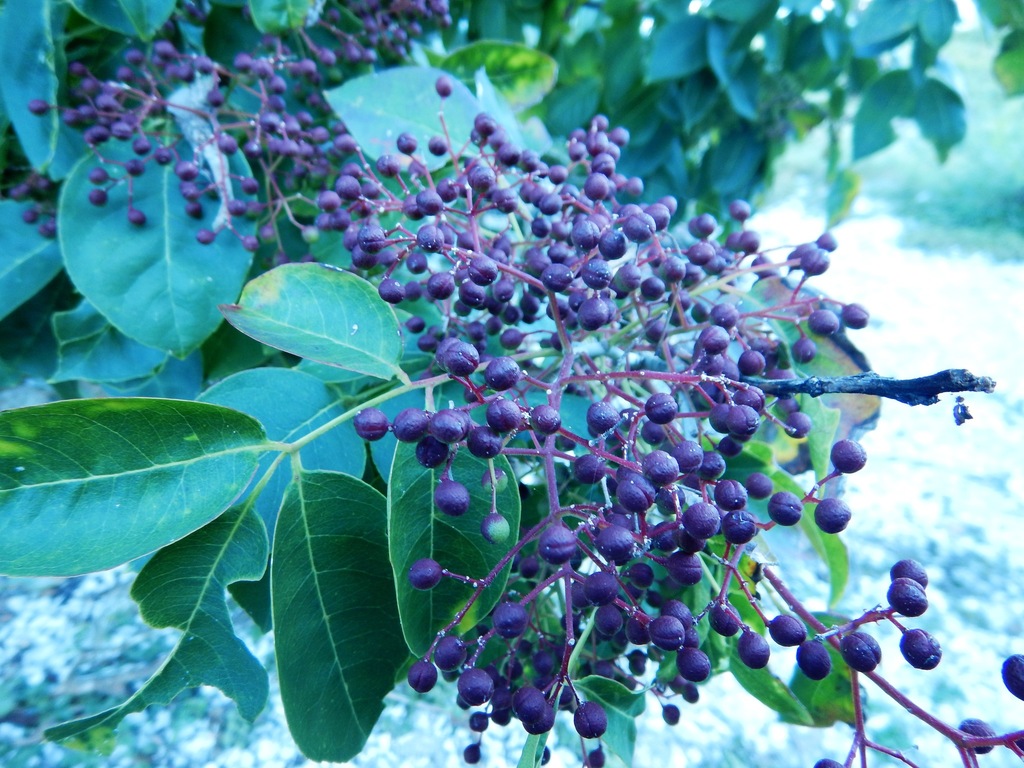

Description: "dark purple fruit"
415 436 449 468
767 491 803 526
768 615 807 647
1003 654 1024 700
644 393 677 425
493 602 529 638
682 502 720 539
958 718 997 754
595 525 636 564
737 629 771 669
429 409 472 444
666 552 702 586
538 524 577 564
434 636 467 671
887 577 928 617
677 648 711 682
353 408 389 440
407 660 438 693
467 426 503 459
486 398 523 434
830 439 867 473
573 701 608 739
484 357 521 391
439 340 480 376
721 510 757 545
435 480 471 517
713 479 748 511
814 497 852 534
408 558 443 590
890 559 928 589
587 401 620 435
708 602 741 637
583 572 619 606
900 629 942 670
662 704 681 725
574 453 606 485
641 450 679 486
531 405 562 434
797 640 832 680
649 615 686 651
458 668 494 706
840 631 881 673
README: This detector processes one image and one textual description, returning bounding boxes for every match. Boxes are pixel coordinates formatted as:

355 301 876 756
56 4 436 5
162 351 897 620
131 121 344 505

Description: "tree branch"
742 369 996 407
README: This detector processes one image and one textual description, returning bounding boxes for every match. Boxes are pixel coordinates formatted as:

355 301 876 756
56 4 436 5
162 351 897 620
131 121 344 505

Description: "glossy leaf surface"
0 398 267 576
60 149 253 357
389 444 521 656
325 67 481 170
222 263 403 380
0 201 63 323
272 470 408 762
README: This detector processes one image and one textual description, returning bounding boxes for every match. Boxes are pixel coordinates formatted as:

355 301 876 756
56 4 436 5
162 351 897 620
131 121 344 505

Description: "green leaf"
324 67 481 171
248 0 311 32
852 69 915 160
50 299 168 384
272 470 408 762
199 367 365 530
0 0 84 178
102 352 203 400
442 41 558 111
709 0 779 23
0 201 63 323
68 0 176 38
647 16 708 81
797 394 842 481
913 76 965 161
575 676 645 766
221 263 403 380
706 125 766 199
724 56 760 120
389 444 521 657
45 505 270 749
728 645 814 725
517 734 549 768
0 398 267 576
995 31 1024 96
542 76 602 136
826 168 861 227
917 0 958 48
851 0 920 53
0 276 63 379
59 149 254 358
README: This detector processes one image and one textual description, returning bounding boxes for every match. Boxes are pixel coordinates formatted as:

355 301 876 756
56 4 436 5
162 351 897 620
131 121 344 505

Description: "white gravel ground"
2 197 1022 768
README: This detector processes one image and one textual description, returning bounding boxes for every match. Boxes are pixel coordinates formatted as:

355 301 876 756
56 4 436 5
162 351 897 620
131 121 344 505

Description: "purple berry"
538 523 577 564
797 640 832 680
573 701 607 739
830 439 867 473
901 629 942 670
840 631 881 673
408 558 443 590
768 615 807 647
814 497 852 534
407 660 438 693
353 407 390 440
435 479 471 517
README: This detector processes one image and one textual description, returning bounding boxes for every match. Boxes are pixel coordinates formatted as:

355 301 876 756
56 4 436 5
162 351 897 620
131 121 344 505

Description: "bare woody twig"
742 369 996 407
